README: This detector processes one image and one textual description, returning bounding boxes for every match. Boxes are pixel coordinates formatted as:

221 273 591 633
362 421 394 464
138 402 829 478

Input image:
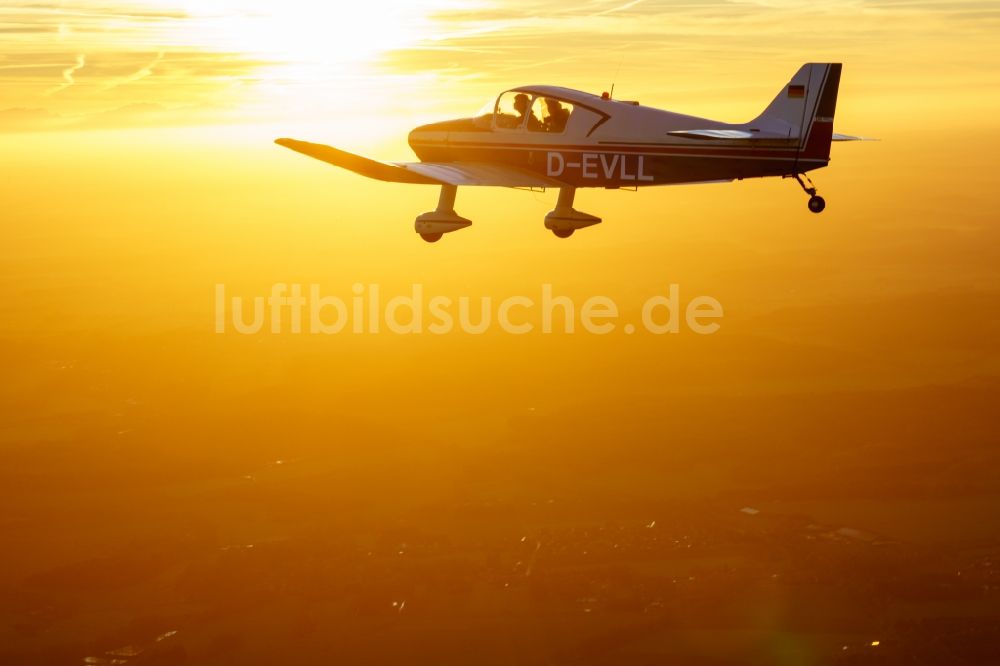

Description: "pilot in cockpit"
514 93 543 131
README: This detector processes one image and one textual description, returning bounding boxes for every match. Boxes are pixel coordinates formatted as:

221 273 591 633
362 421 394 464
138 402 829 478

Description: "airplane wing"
275 138 560 188
275 138 436 184
400 162 561 187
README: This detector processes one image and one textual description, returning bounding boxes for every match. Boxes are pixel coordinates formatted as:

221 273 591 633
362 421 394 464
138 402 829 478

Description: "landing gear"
545 187 601 238
793 173 826 214
415 185 471 242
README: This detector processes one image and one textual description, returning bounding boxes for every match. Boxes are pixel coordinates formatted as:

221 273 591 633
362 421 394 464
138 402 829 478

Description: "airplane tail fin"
751 63 842 162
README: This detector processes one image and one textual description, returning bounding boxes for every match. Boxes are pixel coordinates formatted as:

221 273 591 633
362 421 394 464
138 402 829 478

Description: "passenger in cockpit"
543 98 570 133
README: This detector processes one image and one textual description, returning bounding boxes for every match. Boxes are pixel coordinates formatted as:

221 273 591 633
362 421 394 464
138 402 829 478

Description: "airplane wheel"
807 195 826 214
552 229 574 239
420 232 443 243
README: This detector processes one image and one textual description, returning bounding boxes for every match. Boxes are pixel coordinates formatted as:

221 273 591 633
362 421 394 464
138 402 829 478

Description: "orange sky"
2 1 1000 403
2 0 999 134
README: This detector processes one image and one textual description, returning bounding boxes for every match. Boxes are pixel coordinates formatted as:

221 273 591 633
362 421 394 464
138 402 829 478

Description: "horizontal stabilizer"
832 132 877 141
667 128 793 141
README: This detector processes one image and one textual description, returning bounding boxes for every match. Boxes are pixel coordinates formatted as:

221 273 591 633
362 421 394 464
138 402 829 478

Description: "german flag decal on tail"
788 84 806 98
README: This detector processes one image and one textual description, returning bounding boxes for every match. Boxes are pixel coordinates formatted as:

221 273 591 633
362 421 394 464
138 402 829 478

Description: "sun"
121 0 474 134
162 0 451 66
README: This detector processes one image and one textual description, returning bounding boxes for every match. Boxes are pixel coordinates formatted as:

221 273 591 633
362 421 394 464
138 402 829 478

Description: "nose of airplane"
408 117 486 159
408 122 448 148
408 126 437 161
408 120 459 161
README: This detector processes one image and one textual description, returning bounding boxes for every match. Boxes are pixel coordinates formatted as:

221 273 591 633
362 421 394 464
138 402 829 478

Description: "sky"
0 0 995 466
2 2 999 400
2 0 999 137
2 0 999 412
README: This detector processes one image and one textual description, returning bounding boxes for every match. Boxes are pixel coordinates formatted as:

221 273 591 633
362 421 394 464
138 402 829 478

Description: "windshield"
472 98 495 128
472 92 576 132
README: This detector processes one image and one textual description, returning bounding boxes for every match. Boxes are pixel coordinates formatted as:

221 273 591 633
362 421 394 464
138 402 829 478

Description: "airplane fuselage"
409 130 828 188
407 84 834 189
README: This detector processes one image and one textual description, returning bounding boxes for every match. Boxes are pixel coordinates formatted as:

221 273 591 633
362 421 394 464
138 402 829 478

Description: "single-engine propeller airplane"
276 62 870 242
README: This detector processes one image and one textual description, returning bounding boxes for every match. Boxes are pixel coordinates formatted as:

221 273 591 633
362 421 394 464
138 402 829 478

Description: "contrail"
104 51 165 90
592 0 646 17
46 54 85 96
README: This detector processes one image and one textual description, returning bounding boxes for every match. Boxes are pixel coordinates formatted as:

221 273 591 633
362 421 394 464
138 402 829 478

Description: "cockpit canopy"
474 90 578 134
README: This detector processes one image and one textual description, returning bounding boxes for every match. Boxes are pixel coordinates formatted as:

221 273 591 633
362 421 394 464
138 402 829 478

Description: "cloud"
0 106 60 131
0 100 226 133
3 0 999 132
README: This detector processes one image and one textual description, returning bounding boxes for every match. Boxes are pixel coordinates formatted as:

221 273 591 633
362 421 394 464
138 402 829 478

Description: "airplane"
276 62 870 243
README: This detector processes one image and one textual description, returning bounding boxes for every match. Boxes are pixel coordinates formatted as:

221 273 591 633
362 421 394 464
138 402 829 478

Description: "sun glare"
165 1 450 65
123 0 474 135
